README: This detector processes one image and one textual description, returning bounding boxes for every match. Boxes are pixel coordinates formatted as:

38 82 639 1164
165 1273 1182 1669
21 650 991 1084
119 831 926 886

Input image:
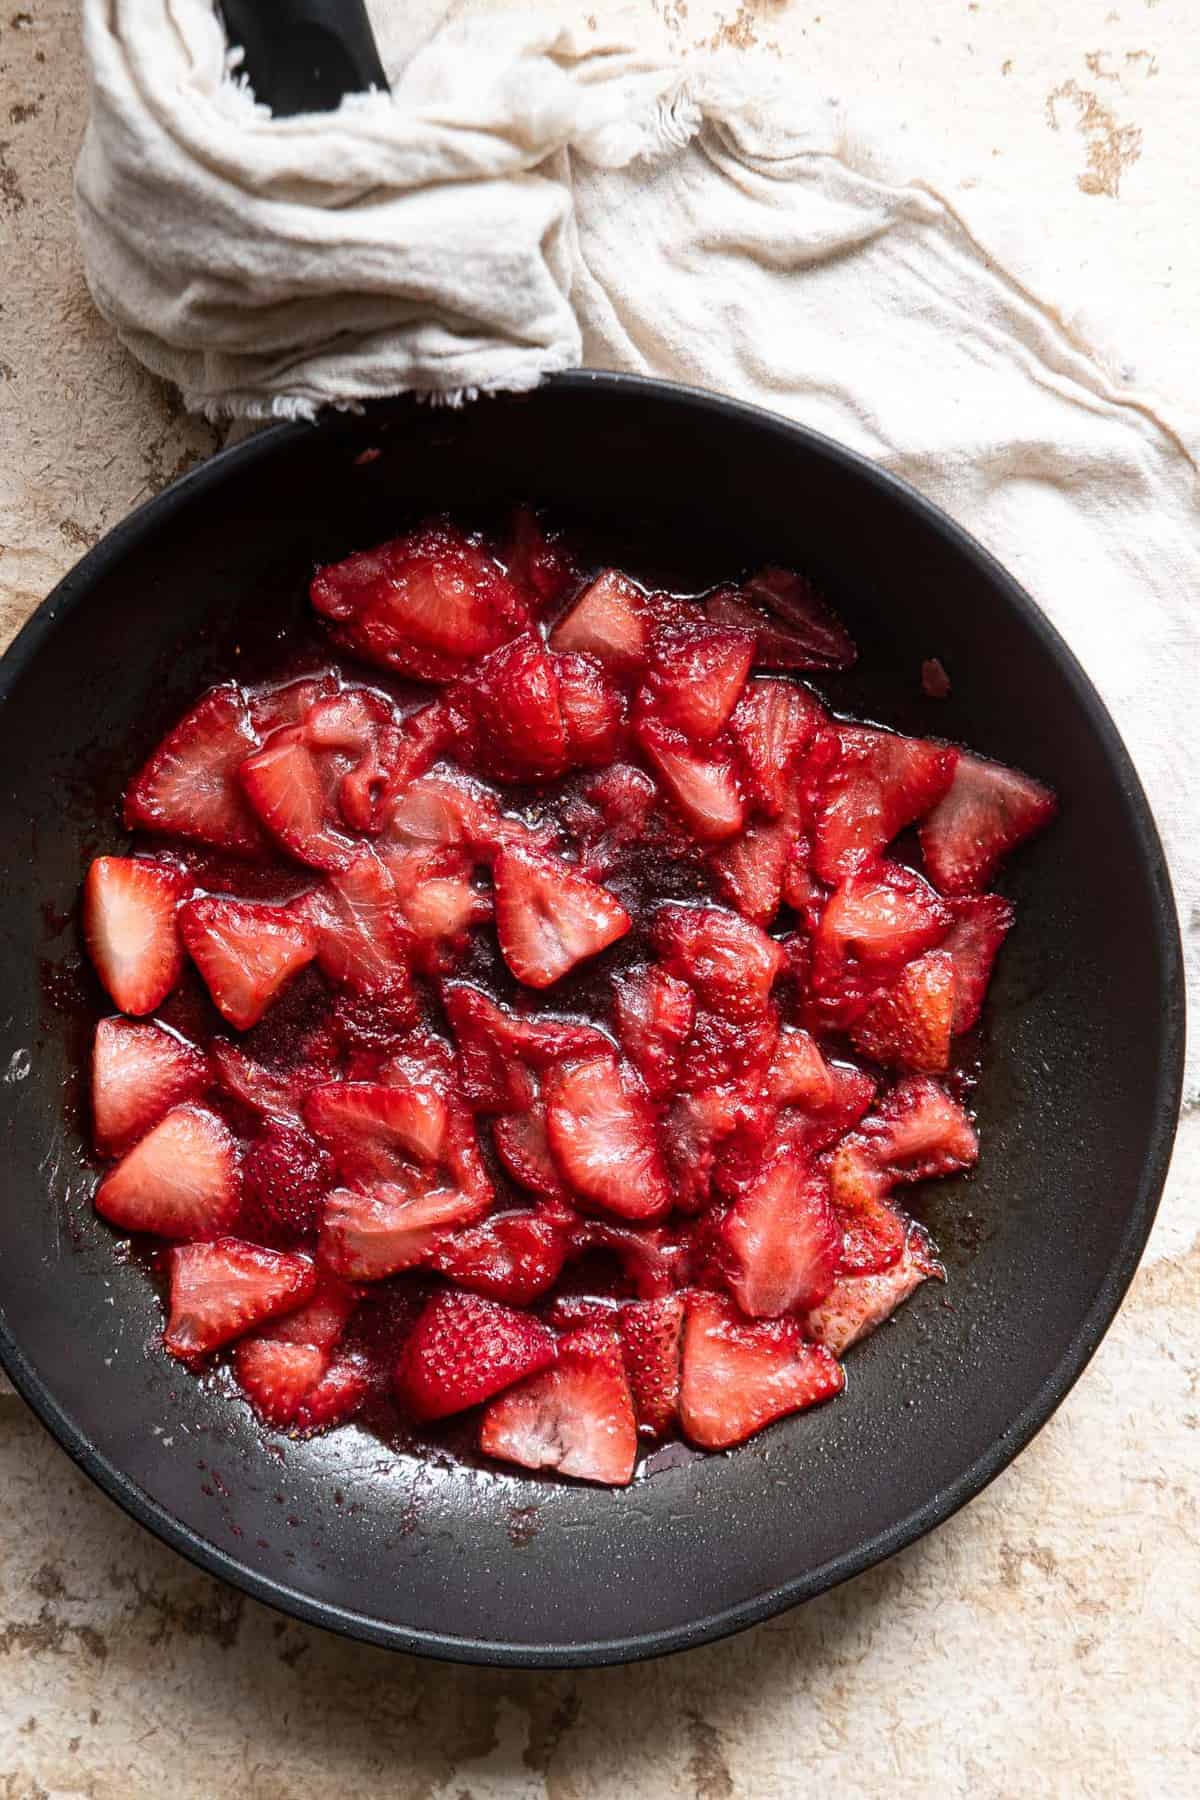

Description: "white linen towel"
75 0 1198 1107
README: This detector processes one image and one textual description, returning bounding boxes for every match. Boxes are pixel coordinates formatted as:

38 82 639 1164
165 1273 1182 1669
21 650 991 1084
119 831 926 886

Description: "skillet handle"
219 0 390 117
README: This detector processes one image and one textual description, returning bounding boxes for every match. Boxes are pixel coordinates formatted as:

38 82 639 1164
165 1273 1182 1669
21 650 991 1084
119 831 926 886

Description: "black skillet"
0 6 1183 1668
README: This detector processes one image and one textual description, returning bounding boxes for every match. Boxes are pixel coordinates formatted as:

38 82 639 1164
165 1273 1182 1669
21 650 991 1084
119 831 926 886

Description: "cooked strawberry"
479 1324 638 1485
233 1274 358 1425
740 567 857 669
442 982 536 1112
318 1175 491 1280
612 965 696 1101
645 621 755 744
548 569 647 668
381 698 454 803
503 506 578 610
305 1080 449 1182
83 856 186 1016
781 832 824 920
124 683 268 857
95 1104 239 1239
457 633 568 781
303 848 415 1004
545 1295 627 1332
729 677 823 815
919 751 1056 894
553 653 626 767
311 520 530 681
395 1290 557 1421
654 903 784 1020
708 813 792 926
942 892 1015 1033
637 717 746 843
545 1057 672 1220
426 1208 569 1305
163 1237 316 1360
765 1025 833 1110
493 1102 571 1201
720 1148 841 1317
239 1117 334 1244
677 1006 779 1095
91 1017 207 1156
801 1226 942 1355
809 861 951 1024
493 843 630 988
850 949 956 1073
679 1293 844 1450
569 762 660 878
209 1039 307 1121
238 723 355 872
799 1060 877 1155
304 687 398 831
808 724 957 882
831 1076 977 1273
567 1218 687 1299
179 894 316 1030
390 857 490 970
292 1353 371 1432
618 1295 685 1437
247 673 338 738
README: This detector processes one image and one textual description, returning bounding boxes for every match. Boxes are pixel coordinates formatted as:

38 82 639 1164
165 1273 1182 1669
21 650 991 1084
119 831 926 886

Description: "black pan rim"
0 369 1185 1668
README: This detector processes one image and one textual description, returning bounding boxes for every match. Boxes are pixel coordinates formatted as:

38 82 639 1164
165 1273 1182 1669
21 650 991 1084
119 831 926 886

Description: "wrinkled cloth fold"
76 0 1199 1094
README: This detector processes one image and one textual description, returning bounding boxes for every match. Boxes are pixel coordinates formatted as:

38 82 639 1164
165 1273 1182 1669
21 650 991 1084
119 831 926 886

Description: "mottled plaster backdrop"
0 4 1196 1796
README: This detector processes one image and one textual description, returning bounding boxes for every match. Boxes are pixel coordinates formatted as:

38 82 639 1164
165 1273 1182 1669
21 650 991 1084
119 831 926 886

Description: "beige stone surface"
0 4 1196 1795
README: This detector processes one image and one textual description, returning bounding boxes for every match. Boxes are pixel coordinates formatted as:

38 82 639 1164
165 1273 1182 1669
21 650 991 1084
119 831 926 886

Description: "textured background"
1 3 1197 1795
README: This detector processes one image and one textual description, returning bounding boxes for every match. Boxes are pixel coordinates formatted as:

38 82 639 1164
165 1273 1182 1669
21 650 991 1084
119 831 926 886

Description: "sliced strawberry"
801 1226 942 1355
568 762 660 879
637 717 746 843
503 506 578 610
548 569 647 669
831 1076 977 1273
553 653 626 767
493 1102 571 1202
124 683 268 857
679 1293 844 1450
83 856 186 1016
809 861 951 1026
850 949 956 1073
479 1324 638 1485
233 1274 358 1425
395 1290 557 1421
765 1026 833 1110
209 1040 306 1122
941 892 1015 1033
808 724 957 882
720 1148 841 1318
305 1080 449 1183
318 1175 491 1280
247 673 338 738
919 751 1056 895
457 633 568 781
302 849 415 1005
567 1218 687 1299
545 1057 672 1221
735 567 857 669
426 1208 569 1306
179 894 316 1030
311 520 530 682
380 698 454 803
618 1295 685 1437
799 1060 878 1156
163 1237 316 1360
95 1104 239 1240
239 1117 335 1244
654 903 784 1020
304 687 398 831
645 621 755 744
612 965 696 1101
782 833 823 918
91 1017 207 1156
292 1353 371 1432
729 677 823 815
389 856 490 971
708 813 792 927
493 843 630 988
677 1005 779 1095
442 982 536 1112
238 723 355 872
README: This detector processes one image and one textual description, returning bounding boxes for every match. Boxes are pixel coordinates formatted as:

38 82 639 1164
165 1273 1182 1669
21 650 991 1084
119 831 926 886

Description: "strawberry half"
808 724 957 882
95 1104 239 1240
180 894 317 1030
679 1293 844 1451
729 677 823 815
457 633 568 781
654 903 784 1021
548 569 647 669
831 1075 977 1273
720 1148 841 1318
801 1226 942 1355
83 856 186 1016
645 620 755 744
164 1237 316 1360
91 1017 208 1156
426 1208 569 1306
493 843 630 989
479 1324 638 1485
637 717 746 843
919 751 1057 894
395 1290 558 1421
311 520 530 682
618 1295 685 1438
124 683 268 857
850 949 956 1073
942 892 1015 1033
545 1057 672 1221
612 965 696 1102
318 1176 491 1280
